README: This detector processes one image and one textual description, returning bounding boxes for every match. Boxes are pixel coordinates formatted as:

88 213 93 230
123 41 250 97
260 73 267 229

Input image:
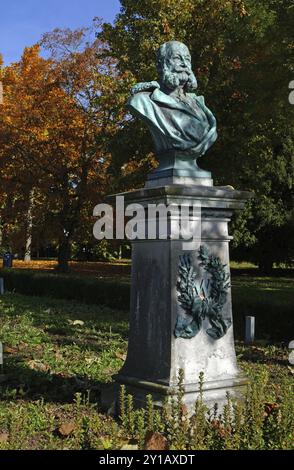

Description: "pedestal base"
100 373 248 416
146 151 213 188
108 183 252 415
116 373 248 413
145 175 213 188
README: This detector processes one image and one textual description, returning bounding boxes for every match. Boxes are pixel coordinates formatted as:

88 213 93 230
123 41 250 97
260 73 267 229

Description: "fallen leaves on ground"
115 352 127 361
144 431 169 450
264 402 280 418
0 432 9 444
27 360 50 373
73 320 85 326
3 346 18 354
120 442 139 450
57 421 76 437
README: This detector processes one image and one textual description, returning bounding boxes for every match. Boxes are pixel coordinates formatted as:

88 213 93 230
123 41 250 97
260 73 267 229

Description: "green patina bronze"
127 41 217 179
175 246 232 340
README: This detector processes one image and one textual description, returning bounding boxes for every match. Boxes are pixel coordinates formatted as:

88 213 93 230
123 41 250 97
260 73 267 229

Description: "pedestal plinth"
114 184 252 412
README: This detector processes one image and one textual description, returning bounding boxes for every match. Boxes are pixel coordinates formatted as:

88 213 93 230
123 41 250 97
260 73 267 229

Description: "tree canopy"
99 0 294 271
0 24 131 270
0 2 293 271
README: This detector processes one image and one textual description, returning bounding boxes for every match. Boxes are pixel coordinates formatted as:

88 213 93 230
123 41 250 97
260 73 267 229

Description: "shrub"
0 269 130 310
118 371 294 450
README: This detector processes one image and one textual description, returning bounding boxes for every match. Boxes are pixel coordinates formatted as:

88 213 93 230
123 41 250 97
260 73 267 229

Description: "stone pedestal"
145 150 213 188
114 184 252 412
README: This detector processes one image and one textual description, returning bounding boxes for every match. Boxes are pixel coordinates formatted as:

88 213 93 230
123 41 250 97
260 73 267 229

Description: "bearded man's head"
156 41 198 92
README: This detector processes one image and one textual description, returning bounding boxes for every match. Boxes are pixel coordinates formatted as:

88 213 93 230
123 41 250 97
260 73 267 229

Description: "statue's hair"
156 41 190 74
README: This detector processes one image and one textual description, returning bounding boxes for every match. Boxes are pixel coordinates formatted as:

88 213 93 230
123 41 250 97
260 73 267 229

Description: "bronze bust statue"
127 41 217 184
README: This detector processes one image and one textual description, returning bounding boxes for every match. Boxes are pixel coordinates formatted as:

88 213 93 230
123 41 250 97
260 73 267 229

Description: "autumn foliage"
0 26 132 270
0 2 294 271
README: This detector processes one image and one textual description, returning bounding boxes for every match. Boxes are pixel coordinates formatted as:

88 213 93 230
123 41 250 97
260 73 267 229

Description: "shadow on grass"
239 352 289 367
235 342 290 368
0 293 128 406
231 267 294 278
44 326 130 351
1 291 130 339
0 358 109 405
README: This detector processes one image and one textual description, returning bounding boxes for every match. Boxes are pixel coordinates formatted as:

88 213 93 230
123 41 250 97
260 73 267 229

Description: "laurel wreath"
175 246 232 340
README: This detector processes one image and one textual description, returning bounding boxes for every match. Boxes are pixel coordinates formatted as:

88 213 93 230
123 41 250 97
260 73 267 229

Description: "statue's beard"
161 66 198 92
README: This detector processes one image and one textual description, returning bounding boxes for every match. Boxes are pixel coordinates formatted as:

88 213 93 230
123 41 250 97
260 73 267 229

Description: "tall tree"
99 0 294 270
0 24 131 271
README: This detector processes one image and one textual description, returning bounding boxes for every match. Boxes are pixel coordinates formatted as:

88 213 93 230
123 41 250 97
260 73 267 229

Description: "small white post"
245 316 255 343
0 278 4 295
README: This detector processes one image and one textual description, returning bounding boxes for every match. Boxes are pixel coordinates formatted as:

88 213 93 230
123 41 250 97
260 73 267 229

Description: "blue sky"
0 0 121 65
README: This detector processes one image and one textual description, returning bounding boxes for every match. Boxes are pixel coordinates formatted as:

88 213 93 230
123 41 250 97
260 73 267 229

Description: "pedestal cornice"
109 184 253 211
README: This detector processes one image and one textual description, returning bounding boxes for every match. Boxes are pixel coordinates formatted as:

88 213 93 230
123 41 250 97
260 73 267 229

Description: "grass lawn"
0 293 128 450
0 293 293 450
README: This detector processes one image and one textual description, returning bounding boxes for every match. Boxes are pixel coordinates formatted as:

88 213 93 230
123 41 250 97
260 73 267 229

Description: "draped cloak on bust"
127 86 218 158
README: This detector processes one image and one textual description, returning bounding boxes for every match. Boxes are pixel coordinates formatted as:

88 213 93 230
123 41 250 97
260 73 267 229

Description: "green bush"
0 269 130 310
119 370 294 450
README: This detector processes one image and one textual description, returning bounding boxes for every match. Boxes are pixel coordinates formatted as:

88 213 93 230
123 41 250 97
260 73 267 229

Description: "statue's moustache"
174 68 192 75
161 66 198 91
177 70 191 84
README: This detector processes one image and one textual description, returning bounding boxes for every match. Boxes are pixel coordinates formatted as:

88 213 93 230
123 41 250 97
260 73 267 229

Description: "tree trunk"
56 160 90 273
118 244 122 260
258 257 274 275
24 189 34 262
57 236 71 273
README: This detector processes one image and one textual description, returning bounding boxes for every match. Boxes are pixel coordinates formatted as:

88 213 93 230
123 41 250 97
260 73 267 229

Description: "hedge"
0 269 130 310
0 268 292 341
